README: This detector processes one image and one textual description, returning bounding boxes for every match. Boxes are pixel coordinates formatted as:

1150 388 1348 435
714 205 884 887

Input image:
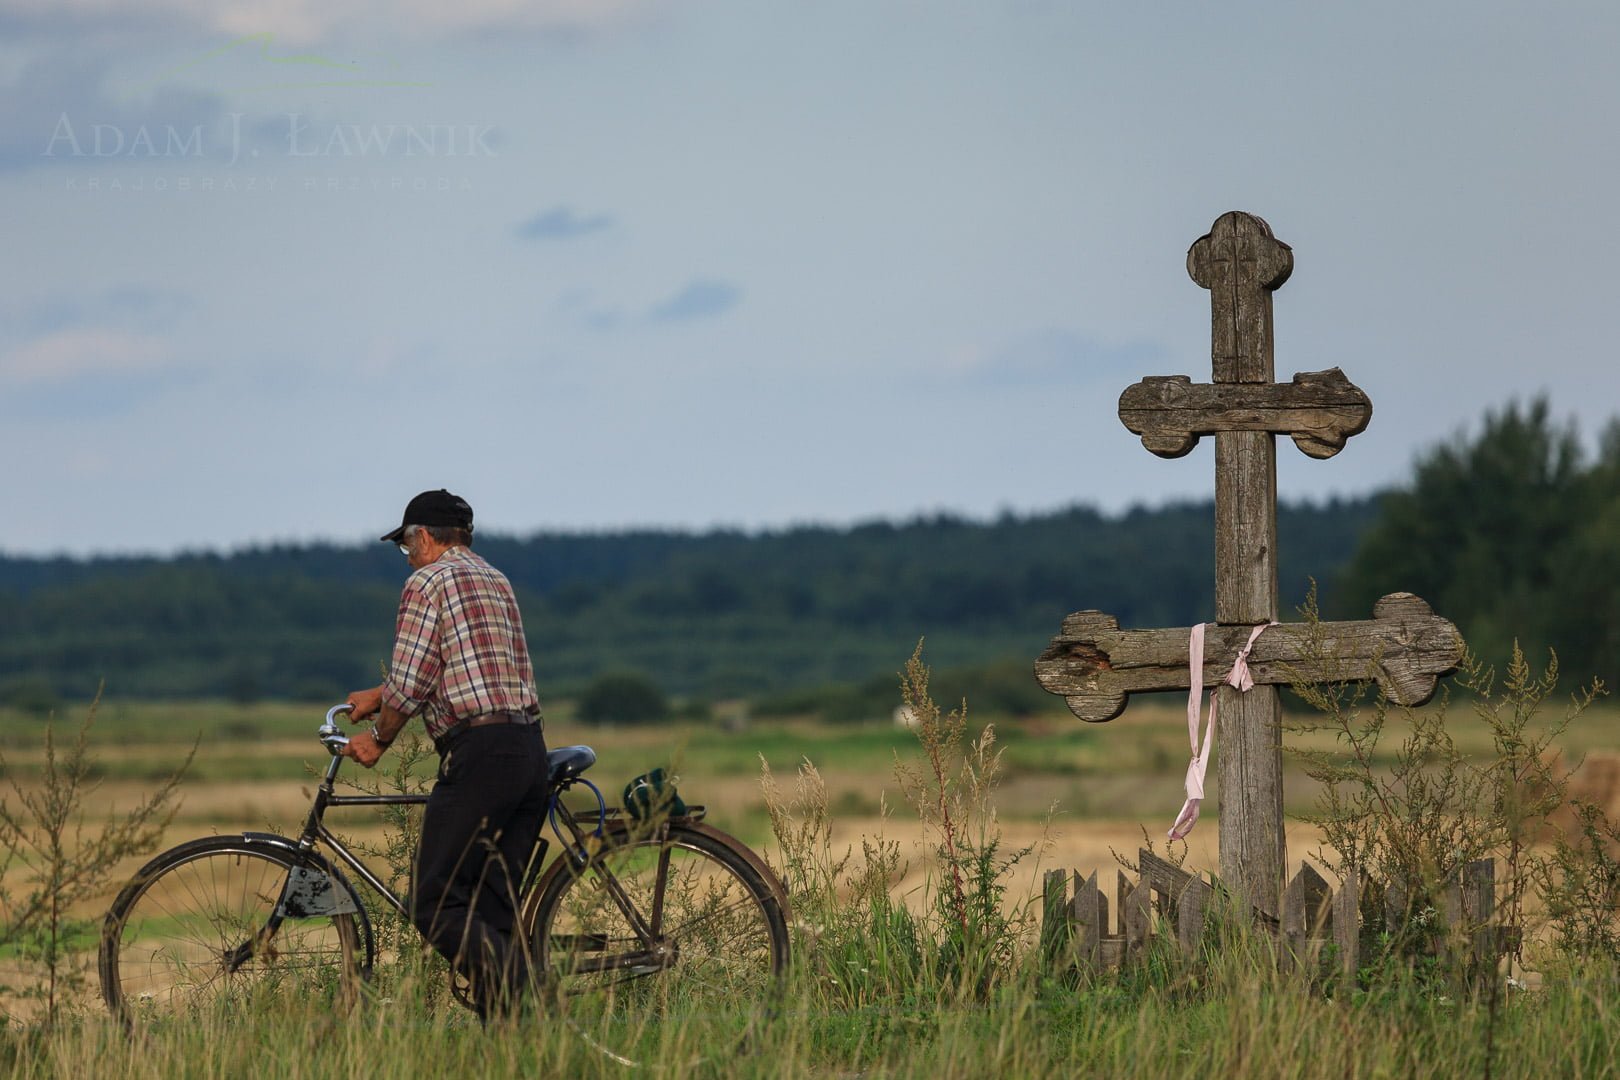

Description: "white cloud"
1 329 173 383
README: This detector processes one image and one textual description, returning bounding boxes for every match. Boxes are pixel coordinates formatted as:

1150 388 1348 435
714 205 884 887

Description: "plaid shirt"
380 547 541 742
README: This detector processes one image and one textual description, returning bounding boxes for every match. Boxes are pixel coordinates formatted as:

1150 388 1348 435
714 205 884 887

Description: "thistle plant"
0 693 191 1025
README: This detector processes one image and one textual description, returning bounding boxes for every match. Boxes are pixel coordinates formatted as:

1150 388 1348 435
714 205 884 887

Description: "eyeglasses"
397 526 420 557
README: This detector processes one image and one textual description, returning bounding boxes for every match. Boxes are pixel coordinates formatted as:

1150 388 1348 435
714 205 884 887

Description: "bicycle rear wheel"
100 835 365 1024
526 820 790 1069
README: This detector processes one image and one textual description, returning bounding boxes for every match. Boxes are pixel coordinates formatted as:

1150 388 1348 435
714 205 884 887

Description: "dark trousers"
411 723 549 1018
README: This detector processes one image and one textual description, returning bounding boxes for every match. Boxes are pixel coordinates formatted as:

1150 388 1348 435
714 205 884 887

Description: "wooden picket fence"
1041 849 1515 977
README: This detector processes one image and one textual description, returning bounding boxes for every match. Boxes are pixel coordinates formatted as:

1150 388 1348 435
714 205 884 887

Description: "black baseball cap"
380 489 474 543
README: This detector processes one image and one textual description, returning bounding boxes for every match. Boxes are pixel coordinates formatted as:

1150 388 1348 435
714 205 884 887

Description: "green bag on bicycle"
623 768 687 820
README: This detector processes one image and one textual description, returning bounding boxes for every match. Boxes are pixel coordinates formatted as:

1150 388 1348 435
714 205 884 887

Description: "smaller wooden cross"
1036 211 1464 917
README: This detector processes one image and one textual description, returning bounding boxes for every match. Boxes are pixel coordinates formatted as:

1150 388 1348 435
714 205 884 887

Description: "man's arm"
346 577 440 769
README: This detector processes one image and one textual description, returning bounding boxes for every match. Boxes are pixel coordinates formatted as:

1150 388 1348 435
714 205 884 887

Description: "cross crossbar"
1035 592 1464 723
1119 368 1371 460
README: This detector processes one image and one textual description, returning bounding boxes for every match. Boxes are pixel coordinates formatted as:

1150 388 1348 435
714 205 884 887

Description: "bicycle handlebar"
318 703 353 756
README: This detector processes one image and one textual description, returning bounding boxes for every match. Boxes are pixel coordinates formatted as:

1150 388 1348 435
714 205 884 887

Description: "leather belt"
465 710 536 729
433 711 538 754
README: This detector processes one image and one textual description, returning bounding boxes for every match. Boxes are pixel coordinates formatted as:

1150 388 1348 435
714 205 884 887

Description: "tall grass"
11 644 1620 1076
8 953 1620 1079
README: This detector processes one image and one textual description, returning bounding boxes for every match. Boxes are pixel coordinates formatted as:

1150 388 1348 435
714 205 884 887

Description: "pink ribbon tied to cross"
1168 621 1273 841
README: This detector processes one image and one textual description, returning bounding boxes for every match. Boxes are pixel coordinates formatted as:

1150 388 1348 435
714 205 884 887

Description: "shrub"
1286 583 1605 983
574 672 671 726
1 677 59 718
0 693 191 1024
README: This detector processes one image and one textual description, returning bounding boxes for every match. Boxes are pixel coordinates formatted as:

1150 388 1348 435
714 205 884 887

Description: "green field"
6 682 1620 1076
5 685 1618 819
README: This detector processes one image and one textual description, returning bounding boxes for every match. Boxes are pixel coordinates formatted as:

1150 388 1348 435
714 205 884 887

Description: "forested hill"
0 498 1380 706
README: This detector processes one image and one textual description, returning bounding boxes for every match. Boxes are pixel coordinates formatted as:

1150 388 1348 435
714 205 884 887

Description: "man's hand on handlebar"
343 729 385 769
345 686 383 721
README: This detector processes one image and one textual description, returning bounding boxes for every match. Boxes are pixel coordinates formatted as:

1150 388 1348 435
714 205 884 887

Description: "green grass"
0 700 331 749
9 949 1620 1078
9 694 1620 825
11 687 1620 1075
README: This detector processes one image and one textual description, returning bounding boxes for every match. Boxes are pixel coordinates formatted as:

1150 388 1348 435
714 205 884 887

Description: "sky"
1 0 1617 556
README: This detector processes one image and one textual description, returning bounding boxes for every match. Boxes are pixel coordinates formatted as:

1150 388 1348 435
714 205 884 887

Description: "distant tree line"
7 396 1607 715
0 498 1376 709
1335 398 1620 694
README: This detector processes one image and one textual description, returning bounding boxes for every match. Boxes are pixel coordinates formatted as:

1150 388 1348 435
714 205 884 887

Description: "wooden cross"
1035 211 1464 918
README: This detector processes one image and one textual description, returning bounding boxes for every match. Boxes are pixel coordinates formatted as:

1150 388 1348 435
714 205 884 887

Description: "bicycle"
99 705 792 1067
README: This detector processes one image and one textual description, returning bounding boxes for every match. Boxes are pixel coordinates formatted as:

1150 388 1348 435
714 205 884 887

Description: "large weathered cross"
1034 211 1464 918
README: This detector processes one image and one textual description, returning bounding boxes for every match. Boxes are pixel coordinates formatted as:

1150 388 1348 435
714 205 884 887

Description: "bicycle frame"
295 749 430 921
302 706 664 959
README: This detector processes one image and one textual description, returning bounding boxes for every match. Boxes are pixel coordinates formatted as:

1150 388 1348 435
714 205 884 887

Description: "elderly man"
344 488 548 1021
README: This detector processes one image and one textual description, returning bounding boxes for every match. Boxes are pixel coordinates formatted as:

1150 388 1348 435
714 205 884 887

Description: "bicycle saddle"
547 745 596 785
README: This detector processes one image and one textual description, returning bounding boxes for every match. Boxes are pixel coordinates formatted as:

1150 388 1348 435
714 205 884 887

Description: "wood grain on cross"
1035 211 1464 918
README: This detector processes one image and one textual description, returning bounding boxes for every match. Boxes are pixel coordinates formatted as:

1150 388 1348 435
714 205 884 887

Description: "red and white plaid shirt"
380 547 541 742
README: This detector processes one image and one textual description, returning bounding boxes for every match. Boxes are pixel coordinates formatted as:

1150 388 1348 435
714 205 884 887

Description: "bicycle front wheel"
527 821 790 1069
100 835 364 1024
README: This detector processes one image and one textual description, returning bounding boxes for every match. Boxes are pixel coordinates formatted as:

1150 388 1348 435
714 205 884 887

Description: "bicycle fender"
674 820 794 921
239 831 309 857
